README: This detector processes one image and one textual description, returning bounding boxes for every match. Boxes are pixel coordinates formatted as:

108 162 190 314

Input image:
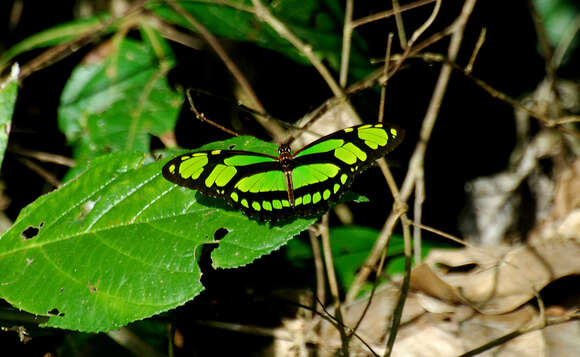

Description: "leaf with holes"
0 137 316 332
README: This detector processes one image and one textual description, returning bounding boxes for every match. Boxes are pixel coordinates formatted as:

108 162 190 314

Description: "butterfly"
162 123 404 221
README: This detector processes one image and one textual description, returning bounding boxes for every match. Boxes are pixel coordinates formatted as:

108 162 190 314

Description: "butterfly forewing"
163 150 295 220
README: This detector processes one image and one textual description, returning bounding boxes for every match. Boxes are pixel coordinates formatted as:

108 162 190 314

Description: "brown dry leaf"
424 238 580 314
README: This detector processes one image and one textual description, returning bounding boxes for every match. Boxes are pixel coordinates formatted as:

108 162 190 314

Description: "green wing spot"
262 201 272 211
295 197 303 206
214 165 237 186
344 127 354 133
344 142 367 161
168 164 176 174
323 189 331 200
224 155 275 166
303 194 311 205
295 139 344 157
236 170 286 192
293 163 340 189
312 192 322 204
282 200 291 207
334 146 357 164
205 164 227 187
340 174 348 184
241 198 249 208
333 183 340 193
335 142 368 165
358 127 388 149
230 192 239 202
252 201 261 211
390 128 398 136
180 155 208 179
273 200 282 209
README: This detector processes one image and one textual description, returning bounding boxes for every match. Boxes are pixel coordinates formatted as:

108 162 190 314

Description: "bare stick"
308 228 326 317
251 0 344 98
465 27 486 74
339 0 354 87
378 34 394 123
166 0 286 142
19 158 61 188
346 0 478 303
384 215 412 357
352 0 436 29
391 0 408 48
10 146 75 167
319 213 350 356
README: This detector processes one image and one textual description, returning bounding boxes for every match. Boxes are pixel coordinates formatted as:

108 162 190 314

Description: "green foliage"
534 0 580 54
58 31 183 175
0 14 113 73
0 64 18 169
0 137 316 332
148 0 372 80
288 225 438 294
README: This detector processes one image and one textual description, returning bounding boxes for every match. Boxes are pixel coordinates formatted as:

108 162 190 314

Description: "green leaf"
147 0 372 80
288 225 407 293
0 137 315 332
534 0 580 52
0 63 19 168
0 14 113 73
58 35 183 170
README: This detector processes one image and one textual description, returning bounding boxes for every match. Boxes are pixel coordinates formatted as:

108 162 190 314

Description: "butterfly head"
278 144 294 170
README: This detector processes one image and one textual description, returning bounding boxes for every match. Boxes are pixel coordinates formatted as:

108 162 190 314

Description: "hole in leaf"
439 263 478 274
214 228 229 241
89 285 98 293
47 308 64 317
228 144 236 150
21 222 44 239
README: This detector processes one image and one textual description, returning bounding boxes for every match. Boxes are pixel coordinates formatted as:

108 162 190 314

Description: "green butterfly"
162 123 404 221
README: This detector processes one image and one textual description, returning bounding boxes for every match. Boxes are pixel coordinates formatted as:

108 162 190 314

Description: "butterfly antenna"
186 88 240 137
186 88 293 143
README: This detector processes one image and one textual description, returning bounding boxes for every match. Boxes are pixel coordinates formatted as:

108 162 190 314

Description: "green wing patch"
162 123 404 221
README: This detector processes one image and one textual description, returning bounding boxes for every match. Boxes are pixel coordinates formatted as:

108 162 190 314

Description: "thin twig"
165 0 287 142
18 158 61 188
552 13 580 68
465 27 486 74
409 221 468 246
346 0 478 303
251 0 344 98
186 89 240 137
308 229 326 318
457 313 580 357
378 34 394 123
352 0 436 29
391 0 408 48
384 216 412 357
339 0 354 87
319 213 350 356
9 146 75 167
412 165 424 264
108 327 165 357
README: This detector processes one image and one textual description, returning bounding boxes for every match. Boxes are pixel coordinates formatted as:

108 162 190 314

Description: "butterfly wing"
163 150 300 220
287 123 404 216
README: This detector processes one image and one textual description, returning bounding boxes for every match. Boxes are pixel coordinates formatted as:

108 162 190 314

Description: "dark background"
0 0 578 355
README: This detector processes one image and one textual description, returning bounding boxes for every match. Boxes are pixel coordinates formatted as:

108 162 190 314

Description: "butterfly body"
162 124 404 221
